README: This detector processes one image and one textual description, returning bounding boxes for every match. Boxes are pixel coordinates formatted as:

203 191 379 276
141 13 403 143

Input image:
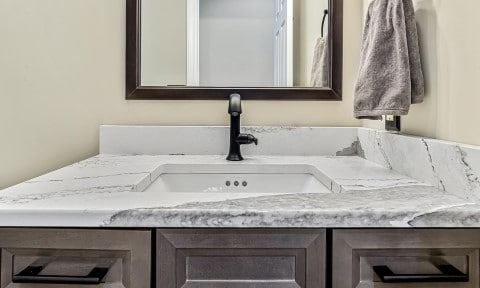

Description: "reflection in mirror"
141 0 329 88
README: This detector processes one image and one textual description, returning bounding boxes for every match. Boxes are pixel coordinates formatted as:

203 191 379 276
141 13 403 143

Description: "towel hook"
321 9 328 38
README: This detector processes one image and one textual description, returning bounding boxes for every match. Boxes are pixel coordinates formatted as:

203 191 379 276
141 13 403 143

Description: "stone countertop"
0 154 477 227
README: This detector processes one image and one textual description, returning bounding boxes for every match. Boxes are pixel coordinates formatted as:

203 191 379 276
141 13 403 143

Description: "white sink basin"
144 164 331 194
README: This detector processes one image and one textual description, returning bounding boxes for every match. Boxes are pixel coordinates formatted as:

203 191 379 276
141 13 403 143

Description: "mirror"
126 0 343 100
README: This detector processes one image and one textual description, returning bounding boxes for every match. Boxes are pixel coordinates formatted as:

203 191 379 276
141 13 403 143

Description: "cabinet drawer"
333 229 480 288
157 229 325 288
0 229 151 288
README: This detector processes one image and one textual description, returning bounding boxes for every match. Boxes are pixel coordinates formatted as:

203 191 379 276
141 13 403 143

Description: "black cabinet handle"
373 264 468 283
13 265 109 285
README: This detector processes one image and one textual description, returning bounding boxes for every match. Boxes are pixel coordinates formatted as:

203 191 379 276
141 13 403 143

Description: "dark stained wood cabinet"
0 229 151 288
3 228 480 288
156 229 326 288
332 229 480 288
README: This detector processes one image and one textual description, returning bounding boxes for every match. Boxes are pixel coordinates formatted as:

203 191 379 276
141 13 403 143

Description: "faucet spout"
237 134 258 146
226 94 257 161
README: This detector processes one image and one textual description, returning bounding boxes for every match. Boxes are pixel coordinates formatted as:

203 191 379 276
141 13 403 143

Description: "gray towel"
354 0 424 120
310 36 329 87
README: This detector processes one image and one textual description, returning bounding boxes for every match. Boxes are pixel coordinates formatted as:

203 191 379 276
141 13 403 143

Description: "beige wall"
141 0 187 86
363 0 480 146
293 0 328 87
0 0 363 189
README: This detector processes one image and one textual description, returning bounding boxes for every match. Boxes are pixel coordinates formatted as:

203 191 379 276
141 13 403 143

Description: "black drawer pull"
13 265 109 285
373 264 468 283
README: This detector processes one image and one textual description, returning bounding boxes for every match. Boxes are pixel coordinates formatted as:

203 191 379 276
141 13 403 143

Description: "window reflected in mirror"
141 0 330 88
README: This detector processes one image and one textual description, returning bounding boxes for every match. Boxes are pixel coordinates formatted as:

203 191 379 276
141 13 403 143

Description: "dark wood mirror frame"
126 0 343 100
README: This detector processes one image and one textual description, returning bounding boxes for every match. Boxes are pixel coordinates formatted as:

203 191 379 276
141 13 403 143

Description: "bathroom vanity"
1 126 480 288
2 228 479 288
3 0 479 285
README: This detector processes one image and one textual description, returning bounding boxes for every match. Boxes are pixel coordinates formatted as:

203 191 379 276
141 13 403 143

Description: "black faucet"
227 94 258 161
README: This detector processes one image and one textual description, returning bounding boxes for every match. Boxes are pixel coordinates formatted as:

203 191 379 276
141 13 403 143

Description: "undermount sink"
143 164 331 194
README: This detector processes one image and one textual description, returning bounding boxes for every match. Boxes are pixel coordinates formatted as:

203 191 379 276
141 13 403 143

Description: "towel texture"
354 0 424 120
310 36 329 87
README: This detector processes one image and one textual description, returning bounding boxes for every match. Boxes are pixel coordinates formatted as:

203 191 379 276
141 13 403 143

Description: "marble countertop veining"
0 154 477 227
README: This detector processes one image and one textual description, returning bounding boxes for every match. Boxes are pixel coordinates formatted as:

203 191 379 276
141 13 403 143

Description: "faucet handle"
228 94 242 116
237 134 258 146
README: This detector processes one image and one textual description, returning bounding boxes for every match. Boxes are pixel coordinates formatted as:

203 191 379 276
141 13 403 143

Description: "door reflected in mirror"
141 0 330 88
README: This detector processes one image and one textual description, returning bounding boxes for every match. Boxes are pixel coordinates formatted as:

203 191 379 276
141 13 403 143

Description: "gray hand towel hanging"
354 0 424 120
310 10 329 87
310 36 329 87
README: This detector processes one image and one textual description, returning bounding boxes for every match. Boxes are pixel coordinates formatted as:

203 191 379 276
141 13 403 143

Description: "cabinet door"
333 229 480 288
157 229 325 288
0 229 151 288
